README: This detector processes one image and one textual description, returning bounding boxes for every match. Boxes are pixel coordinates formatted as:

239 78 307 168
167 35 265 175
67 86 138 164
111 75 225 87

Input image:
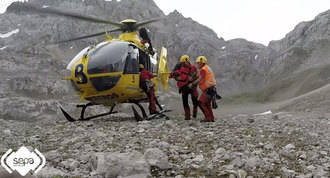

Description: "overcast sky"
1 0 330 45
153 0 330 45
0 0 21 13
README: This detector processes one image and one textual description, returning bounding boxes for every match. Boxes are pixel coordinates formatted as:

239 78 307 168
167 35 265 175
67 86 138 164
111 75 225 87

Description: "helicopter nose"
90 75 121 91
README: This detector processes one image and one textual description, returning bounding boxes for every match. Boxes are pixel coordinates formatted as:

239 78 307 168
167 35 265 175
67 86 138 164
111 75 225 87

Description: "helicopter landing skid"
60 103 117 122
131 102 171 121
146 109 171 121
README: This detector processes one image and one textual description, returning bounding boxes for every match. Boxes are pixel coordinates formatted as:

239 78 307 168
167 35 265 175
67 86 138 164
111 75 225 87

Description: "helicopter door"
123 45 140 89
123 46 139 74
138 49 152 72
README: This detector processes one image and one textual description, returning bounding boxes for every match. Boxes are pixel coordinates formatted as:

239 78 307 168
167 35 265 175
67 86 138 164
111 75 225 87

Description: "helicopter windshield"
87 41 139 74
66 46 90 70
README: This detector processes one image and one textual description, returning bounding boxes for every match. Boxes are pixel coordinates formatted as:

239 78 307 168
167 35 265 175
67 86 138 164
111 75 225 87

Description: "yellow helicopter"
14 3 170 122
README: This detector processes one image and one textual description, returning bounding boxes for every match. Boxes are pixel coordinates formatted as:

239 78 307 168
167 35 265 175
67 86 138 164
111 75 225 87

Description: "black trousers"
181 86 199 118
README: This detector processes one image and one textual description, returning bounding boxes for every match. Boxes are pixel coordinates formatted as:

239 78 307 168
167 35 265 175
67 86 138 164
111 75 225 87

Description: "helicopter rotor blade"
13 3 122 27
52 28 122 44
135 18 162 28
53 32 106 44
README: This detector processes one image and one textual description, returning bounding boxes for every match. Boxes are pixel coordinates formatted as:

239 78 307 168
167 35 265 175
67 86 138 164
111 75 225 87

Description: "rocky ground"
0 102 330 178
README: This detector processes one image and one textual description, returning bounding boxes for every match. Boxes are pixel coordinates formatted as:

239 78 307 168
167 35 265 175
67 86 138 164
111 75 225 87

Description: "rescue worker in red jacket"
194 56 216 122
139 64 157 115
169 55 199 120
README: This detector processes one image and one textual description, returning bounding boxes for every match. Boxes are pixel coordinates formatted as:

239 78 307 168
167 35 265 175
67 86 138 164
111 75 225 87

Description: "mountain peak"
168 10 184 17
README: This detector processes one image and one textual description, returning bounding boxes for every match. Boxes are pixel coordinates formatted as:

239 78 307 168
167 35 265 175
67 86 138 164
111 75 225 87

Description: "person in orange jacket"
193 56 217 122
139 64 157 115
169 55 199 120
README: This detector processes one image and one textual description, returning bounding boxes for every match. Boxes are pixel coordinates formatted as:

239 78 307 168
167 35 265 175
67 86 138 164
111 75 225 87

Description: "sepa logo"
1 146 46 176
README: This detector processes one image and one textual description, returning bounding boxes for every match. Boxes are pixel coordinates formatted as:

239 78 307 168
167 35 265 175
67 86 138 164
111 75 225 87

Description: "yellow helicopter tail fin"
158 47 169 92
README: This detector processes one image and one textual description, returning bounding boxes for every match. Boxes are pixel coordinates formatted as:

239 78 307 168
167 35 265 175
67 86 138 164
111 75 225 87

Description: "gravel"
0 110 329 177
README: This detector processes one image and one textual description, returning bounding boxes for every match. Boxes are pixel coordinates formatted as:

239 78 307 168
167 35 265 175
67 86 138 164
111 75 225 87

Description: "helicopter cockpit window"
123 45 139 74
87 41 136 74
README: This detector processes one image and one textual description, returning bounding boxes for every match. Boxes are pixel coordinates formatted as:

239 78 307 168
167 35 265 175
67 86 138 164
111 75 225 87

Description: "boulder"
90 151 150 178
